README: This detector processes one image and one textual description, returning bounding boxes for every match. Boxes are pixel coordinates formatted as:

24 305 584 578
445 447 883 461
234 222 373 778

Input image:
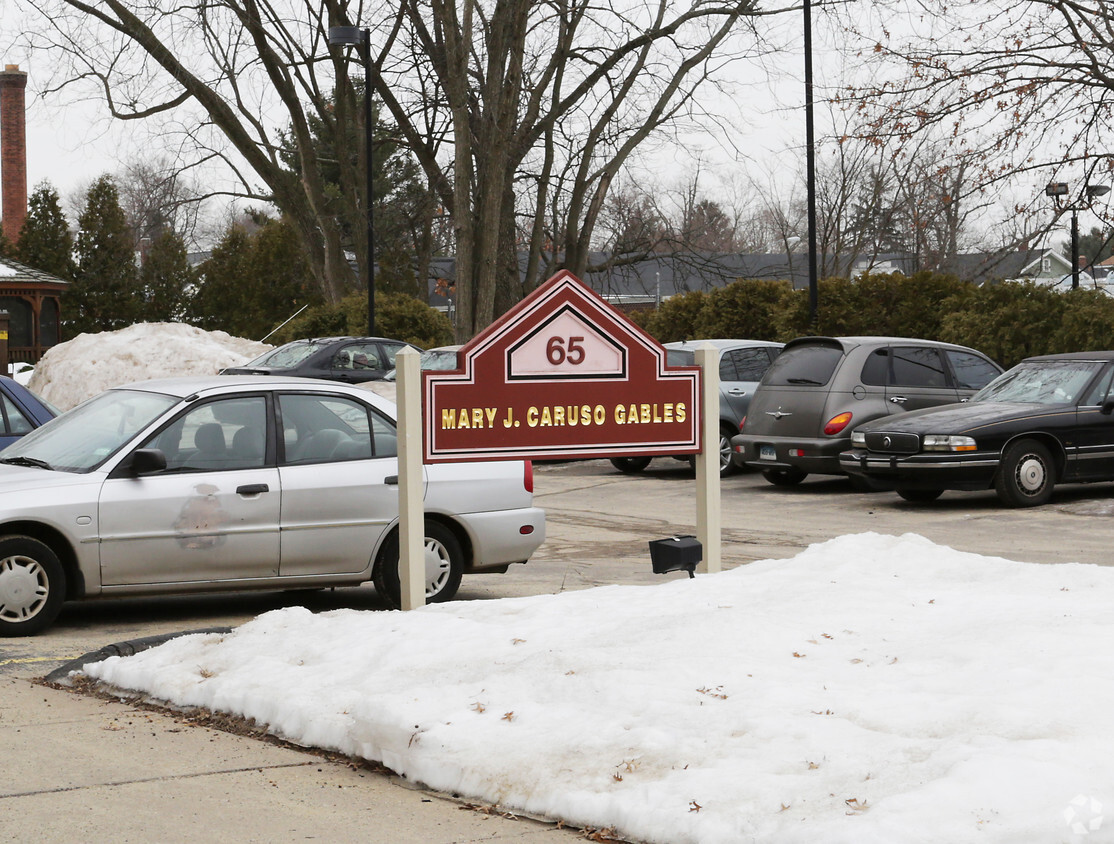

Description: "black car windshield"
245 340 333 368
972 360 1105 405
0 389 178 473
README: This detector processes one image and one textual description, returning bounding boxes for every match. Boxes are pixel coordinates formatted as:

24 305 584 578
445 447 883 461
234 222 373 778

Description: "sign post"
396 347 425 610
694 344 721 573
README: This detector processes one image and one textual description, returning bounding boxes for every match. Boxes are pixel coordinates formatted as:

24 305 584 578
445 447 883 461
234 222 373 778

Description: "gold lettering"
614 405 625 425
503 408 515 428
565 406 578 427
458 409 471 429
653 404 662 423
676 402 687 424
485 408 497 427
664 403 673 422
441 408 456 429
527 407 539 427
554 406 566 426
583 406 593 426
640 404 651 423
471 408 484 428
540 406 553 427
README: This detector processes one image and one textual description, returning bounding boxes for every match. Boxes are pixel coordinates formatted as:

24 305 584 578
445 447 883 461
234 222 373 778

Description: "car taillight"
524 460 534 493
824 412 853 436
738 416 746 432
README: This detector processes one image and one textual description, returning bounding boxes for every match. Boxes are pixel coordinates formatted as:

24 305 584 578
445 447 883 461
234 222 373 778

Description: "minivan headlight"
922 435 977 452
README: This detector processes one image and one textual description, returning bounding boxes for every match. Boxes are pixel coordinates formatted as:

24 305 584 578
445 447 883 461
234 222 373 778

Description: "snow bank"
83 532 1114 844
28 323 272 409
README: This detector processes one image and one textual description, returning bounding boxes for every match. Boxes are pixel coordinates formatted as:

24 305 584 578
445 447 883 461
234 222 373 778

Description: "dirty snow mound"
29 323 273 409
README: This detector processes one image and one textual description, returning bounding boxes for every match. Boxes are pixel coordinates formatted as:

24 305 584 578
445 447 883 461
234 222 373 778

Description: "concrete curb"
44 626 232 685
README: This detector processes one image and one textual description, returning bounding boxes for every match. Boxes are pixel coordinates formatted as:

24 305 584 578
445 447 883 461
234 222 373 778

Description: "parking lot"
5 458 1114 678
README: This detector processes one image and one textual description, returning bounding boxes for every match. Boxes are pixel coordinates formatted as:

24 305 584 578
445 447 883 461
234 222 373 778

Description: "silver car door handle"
889 396 907 404
727 388 747 396
236 483 269 495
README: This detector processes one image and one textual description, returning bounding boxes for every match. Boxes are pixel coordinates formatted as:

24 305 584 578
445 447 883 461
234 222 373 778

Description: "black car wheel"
761 467 807 486
896 488 944 503
0 536 66 637
718 427 736 477
373 521 464 608
610 456 652 473
995 439 1055 507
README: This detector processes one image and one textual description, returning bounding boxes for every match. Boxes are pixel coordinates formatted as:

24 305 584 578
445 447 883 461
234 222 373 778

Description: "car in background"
0 375 56 449
383 345 464 381
0 376 545 636
221 336 422 383
732 336 1002 486
609 339 784 477
841 351 1114 507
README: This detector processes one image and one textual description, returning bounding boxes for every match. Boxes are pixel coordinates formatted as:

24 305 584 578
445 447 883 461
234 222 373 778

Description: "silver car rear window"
760 344 842 387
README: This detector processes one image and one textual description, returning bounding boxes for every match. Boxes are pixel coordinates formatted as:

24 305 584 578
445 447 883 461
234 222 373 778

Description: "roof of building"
0 255 69 288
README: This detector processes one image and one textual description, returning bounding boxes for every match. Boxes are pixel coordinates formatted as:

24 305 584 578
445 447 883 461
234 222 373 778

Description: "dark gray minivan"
731 336 1002 485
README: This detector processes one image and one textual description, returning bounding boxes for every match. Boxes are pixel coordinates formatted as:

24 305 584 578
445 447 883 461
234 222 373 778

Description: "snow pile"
29 323 272 409
82 533 1114 844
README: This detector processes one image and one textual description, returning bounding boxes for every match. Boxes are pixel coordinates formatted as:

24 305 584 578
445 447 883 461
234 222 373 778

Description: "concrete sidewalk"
1 672 585 843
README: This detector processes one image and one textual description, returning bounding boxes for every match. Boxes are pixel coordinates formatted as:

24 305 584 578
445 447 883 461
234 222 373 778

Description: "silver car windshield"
0 389 178 473
972 360 1104 405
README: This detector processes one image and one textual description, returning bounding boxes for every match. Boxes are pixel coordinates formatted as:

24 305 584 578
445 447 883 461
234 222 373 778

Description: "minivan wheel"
610 456 652 473
718 427 736 477
761 467 807 486
0 536 66 637
995 439 1055 507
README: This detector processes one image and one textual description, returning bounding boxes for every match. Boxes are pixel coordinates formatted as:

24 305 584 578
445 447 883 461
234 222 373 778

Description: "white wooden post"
395 347 425 610
694 344 721 573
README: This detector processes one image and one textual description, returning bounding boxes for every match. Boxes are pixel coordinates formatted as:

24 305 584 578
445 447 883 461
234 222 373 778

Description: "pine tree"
139 229 193 322
190 216 320 340
69 176 142 336
16 183 74 280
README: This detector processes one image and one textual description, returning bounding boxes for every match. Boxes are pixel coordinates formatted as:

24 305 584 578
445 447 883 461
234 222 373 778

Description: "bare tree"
116 156 207 255
9 0 787 336
841 0 1114 219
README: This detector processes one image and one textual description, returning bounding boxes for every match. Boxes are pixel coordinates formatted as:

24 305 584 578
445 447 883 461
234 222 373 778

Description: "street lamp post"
328 25 376 335
1046 181 1111 289
804 0 819 327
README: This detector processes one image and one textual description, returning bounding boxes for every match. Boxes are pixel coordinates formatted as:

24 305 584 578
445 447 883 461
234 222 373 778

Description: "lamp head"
328 26 363 46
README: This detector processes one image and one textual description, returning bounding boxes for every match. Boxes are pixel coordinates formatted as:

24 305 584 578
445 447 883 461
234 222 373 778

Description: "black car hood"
854 401 1073 435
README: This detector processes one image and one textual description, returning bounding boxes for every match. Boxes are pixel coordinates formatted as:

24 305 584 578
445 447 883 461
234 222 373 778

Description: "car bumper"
839 449 1000 491
457 506 546 572
732 434 849 475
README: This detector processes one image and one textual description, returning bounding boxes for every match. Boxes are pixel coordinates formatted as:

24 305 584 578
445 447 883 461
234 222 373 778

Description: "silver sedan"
0 376 545 636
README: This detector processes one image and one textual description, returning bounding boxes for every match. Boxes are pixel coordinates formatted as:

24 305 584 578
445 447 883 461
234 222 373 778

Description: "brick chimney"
0 64 28 244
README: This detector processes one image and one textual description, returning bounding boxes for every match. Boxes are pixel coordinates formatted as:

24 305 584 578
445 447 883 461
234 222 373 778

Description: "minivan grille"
864 431 920 453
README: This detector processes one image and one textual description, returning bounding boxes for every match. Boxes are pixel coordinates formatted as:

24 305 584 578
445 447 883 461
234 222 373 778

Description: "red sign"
423 271 701 462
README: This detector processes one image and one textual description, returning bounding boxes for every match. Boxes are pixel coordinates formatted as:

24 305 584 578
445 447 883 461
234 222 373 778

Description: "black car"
732 337 1002 485
221 337 422 383
840 351 1114 507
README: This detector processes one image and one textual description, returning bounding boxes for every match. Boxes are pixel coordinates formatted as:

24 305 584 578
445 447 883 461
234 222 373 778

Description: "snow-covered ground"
24 323 1109 842
80 533 1114 844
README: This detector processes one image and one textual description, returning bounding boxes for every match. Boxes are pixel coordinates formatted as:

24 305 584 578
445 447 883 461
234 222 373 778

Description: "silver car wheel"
423 536 453 596
0 555 48 622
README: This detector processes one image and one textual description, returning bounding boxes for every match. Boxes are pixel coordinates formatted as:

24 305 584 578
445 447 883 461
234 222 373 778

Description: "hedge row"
632 272 1114 370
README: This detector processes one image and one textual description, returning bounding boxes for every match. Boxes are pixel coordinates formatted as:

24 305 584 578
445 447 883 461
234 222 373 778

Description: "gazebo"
0 256 65 364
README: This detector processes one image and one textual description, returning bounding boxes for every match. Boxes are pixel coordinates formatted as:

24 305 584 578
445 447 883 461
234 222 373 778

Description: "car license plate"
759 445 776 461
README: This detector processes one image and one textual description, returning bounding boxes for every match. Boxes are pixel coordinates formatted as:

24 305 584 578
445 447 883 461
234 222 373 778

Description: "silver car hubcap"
423 538 452 596
1016 455 1047 495
0 555 48 622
